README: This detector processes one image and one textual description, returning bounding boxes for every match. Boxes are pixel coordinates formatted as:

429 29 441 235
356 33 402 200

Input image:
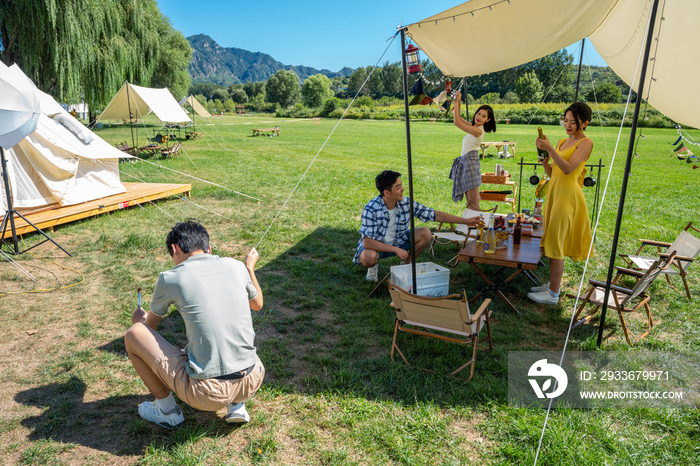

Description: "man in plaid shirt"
354 170 480 281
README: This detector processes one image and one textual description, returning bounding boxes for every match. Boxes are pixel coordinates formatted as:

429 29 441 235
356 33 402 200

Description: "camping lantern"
405 44 422 74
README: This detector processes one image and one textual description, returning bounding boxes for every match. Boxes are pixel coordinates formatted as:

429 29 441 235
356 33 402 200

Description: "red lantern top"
405 44 422 74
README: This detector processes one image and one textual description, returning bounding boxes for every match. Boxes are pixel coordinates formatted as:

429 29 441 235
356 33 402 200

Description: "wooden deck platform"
2 182 191 239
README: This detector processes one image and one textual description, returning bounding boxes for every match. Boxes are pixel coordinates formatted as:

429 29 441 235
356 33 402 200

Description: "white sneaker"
225 402 250 424
527 290 559 305
366 264 379 282
138 401 184 429
530 282 551 293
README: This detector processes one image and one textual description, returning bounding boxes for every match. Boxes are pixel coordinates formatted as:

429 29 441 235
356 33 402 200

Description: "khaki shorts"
150 340 265 412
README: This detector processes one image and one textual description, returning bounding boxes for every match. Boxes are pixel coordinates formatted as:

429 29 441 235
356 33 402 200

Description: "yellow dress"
541 138 593 261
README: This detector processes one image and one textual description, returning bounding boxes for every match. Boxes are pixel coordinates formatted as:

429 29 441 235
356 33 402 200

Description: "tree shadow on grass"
252 226 579 409
15 376 240 457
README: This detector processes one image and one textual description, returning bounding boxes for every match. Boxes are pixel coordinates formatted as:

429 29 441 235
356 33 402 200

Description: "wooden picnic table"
456 232 543 313
480 141 516 159
137 144 162 156
252 128 281 137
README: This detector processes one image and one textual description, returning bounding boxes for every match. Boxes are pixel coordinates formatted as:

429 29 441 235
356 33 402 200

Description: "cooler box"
390 262 450 297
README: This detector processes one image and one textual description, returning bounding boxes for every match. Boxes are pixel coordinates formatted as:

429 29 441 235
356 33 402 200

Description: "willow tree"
0 0 190 110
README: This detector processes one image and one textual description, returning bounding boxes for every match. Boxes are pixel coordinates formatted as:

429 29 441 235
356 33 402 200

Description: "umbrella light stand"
0 147 71 256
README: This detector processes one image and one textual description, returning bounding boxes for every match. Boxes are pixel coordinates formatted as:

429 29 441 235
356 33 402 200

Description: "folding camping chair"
572 250 677 345
428 203 497 266
388 283 492 380
619 222 700 299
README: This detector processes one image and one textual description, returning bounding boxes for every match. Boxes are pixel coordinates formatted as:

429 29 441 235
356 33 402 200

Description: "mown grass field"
1 113 699 465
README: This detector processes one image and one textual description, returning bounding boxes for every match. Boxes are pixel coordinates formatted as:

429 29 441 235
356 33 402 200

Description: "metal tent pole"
597 0 660 348
400 28 418 293
0 147 19 254
574 39 586 102
126 82 136 149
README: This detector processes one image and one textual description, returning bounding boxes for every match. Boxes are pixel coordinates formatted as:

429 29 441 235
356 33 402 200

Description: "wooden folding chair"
429 203 497 266
619 222 700 299
160 142 182 158
388 283 492 380
573 250 677 345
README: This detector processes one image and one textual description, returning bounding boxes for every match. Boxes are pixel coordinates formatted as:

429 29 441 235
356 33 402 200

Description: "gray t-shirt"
150 253 258 379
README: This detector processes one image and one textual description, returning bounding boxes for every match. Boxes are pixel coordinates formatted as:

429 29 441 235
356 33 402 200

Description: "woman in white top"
450 91 496 209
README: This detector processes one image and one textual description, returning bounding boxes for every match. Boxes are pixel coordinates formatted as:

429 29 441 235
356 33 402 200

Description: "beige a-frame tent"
179 95 211 118
97 82 192 148
98 82 191 124
179 95 211 136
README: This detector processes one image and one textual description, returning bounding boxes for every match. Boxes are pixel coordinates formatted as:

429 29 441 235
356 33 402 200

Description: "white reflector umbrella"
0 64 41 149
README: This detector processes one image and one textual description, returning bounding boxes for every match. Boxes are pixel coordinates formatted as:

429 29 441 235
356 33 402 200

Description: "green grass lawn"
1 113 699 465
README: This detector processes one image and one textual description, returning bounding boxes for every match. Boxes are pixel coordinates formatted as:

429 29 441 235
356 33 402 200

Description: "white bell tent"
1 62 132 213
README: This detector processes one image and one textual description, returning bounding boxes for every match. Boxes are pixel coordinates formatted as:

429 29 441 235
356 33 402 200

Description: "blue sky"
157 0 607 72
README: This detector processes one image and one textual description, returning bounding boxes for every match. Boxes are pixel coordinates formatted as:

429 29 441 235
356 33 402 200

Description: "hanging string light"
410 0 509 27
676 125 700 148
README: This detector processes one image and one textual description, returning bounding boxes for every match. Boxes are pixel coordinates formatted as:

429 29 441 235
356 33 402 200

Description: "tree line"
190 50 628 115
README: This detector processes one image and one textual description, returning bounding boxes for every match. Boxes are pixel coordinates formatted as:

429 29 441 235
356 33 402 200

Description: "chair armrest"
588 279 632 296
637 239 672 248
660 252 694 263
470 298 491 323
614 266 644 279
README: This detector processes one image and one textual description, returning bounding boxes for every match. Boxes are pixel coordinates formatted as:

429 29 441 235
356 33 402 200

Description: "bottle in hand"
476 215 484 244
537 127 548 161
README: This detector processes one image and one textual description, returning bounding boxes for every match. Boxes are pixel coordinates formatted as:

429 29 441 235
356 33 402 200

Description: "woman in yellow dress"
528 102 594 305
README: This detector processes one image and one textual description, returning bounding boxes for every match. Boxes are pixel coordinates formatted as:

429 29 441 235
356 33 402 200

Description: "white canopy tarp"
406 0 699 129
179 95 212 118
98 82 191 124
1 63 132 211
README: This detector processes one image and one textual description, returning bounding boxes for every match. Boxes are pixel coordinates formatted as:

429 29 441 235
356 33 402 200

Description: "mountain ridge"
187 34 353 85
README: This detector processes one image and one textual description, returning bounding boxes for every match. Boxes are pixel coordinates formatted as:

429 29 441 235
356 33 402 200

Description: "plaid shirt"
353 195 436 263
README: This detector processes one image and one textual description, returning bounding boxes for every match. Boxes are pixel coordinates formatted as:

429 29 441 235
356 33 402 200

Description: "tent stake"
597 0 660 348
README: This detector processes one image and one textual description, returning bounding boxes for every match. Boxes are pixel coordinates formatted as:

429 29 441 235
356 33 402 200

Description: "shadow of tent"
14 376 236 456
251 227 518 406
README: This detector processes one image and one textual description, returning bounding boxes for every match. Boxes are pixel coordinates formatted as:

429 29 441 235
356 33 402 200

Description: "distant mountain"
187 34 353 85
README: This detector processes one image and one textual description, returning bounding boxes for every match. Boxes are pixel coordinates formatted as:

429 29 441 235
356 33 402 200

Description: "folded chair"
619 222 700 299
572 251 677 345
429 203 497 266
388 283 492 380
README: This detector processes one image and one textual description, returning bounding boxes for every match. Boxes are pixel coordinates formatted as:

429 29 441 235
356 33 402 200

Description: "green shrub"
353 95 374 108
321 97 341 117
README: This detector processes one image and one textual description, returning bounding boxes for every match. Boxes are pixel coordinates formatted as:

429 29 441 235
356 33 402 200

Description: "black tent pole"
1 147 19 254
126 82 136 150
574 39 586 102
400 28 418 292
596 0 659 348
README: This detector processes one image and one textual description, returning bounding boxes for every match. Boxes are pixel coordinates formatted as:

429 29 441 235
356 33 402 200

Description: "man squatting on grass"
354 170 480 281
125 220 264 429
